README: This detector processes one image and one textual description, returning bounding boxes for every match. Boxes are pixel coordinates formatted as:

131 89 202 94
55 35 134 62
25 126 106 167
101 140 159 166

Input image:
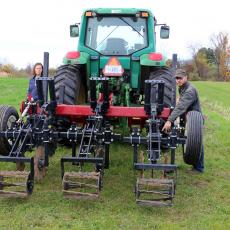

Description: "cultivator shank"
123 80 184 206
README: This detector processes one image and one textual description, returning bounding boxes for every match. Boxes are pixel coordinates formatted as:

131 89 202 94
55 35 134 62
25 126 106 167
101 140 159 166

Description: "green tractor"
53 8 179 205
54 8 176 109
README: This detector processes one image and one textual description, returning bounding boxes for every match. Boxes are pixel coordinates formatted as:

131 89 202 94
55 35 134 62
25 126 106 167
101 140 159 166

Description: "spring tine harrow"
0 157 34 198
62 171 101 200
135 177 175 206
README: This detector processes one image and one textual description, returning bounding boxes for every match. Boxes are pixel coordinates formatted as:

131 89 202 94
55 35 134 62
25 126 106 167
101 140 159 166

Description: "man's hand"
162 121 172 132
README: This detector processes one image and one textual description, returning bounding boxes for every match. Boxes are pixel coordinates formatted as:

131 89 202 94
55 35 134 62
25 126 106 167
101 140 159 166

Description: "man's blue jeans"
193 145 204 172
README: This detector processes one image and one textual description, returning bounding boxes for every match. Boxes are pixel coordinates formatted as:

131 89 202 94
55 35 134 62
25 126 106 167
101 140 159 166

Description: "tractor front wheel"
183 111 203 165
0 105 19 156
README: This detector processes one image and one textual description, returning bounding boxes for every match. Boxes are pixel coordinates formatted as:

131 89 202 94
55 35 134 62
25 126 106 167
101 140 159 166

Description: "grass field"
0 78 229 230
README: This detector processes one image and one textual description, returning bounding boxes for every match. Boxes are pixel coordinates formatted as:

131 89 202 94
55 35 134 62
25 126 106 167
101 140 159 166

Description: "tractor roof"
83 8 154 17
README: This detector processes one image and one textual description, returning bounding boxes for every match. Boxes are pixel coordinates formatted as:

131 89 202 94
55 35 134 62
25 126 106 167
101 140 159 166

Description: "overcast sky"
0 0 229 68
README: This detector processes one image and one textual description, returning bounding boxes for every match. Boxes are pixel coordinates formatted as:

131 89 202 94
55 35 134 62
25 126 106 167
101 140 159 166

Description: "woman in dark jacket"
27 63 43 101
27 63 46 179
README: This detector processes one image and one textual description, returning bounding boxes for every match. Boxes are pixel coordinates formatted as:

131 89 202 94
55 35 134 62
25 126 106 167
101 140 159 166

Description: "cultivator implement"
0 52 190 207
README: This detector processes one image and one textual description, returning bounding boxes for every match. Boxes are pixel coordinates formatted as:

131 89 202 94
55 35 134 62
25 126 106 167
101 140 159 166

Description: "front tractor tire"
149 67 176 108
183 111 203 165
54 64 85 105
0 105 19 156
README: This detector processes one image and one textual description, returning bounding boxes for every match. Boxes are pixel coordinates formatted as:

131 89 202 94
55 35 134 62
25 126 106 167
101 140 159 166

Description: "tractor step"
0 171 33 198
62 171 101 200
135 178 175 206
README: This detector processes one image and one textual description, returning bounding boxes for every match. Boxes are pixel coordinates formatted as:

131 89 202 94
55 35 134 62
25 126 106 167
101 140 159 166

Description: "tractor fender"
140 53 166 67
63 51 90 77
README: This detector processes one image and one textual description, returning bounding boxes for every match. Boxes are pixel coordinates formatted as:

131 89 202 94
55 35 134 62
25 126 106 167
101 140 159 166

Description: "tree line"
1 32 230 81
179 32 230 81
0 63 57 78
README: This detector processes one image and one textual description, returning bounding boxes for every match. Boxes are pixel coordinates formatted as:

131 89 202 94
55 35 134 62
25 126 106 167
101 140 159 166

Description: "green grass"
0 78 230 230
0 77 28 108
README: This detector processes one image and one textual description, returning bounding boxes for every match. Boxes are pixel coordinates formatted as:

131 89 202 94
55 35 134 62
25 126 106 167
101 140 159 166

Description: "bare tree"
211 32 230 81
188 43 208 79
188 43 202 78
25 63 33 75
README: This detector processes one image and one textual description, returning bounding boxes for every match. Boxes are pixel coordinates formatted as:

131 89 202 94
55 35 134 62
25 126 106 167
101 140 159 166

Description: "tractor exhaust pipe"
42 52 49 103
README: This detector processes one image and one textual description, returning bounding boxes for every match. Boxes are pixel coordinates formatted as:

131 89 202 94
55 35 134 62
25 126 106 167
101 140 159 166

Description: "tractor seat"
104 38 128 55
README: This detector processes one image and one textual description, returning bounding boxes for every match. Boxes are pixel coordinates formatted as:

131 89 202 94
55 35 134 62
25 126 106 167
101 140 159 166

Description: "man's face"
176 75 187 87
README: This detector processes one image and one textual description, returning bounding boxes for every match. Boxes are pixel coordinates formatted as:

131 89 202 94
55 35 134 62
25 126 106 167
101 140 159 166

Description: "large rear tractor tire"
149 67 176 108
0 105 19 156
54 64 85 105
183 111 203 165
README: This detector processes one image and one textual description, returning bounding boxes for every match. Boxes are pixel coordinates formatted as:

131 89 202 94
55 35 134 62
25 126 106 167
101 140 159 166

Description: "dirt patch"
193 180 209 188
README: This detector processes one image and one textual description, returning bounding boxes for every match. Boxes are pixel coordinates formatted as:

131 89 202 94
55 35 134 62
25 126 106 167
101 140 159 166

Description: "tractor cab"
84 15 148 56
65 9 171 106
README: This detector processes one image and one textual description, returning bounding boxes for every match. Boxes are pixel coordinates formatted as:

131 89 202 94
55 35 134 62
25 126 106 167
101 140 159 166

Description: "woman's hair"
32 62 43 76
